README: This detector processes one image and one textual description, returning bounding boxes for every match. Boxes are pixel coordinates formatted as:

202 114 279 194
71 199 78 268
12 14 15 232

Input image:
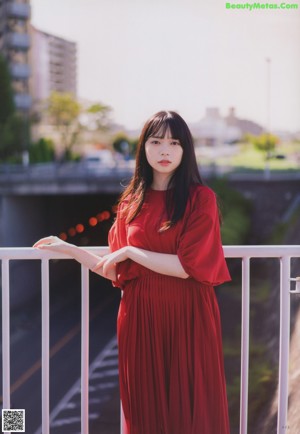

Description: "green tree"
47 91 81 159
251 133 279 160
0 54 15 125
85 103 111 131
47 93 112 160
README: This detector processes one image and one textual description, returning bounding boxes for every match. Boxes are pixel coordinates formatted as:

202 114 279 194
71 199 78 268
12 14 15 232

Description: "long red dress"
108 184 231 434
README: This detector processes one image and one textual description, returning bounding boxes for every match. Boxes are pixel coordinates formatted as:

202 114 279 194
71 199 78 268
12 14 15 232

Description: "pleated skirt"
117 274 230 434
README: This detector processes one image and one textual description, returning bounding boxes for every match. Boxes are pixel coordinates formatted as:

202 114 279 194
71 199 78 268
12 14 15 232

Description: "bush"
210 178 252 245
29 138 55 163
112 133 138 158
0 114 30 162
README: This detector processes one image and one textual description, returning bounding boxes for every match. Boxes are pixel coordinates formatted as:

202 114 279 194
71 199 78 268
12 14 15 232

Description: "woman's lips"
158 160 171 166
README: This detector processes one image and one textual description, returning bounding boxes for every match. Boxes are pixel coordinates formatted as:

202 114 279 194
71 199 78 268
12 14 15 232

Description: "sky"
30 0 300 132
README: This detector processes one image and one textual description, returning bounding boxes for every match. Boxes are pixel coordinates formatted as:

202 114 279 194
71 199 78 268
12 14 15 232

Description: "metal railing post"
2 259 11 434
277 255 291 434
240 257 250 434
81 265 89 434
120 400 126 434
41 259 50 434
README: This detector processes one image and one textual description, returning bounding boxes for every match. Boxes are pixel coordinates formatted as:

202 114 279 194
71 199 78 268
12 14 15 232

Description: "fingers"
33 236 60 249
91 261 104 273
33 236 55 248
102 260 115 278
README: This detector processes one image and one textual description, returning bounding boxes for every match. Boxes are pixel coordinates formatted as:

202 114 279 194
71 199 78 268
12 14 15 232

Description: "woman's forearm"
33 236 116 280
64 244 110 272
127 246 189 279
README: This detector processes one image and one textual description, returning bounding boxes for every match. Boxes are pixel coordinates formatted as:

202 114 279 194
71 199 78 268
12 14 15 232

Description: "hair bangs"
145 113 182 143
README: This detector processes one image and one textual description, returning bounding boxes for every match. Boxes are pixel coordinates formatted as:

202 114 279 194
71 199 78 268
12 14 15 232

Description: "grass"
201 141 300 172
231 145 299 170
225 337 277 432
268 208 300 244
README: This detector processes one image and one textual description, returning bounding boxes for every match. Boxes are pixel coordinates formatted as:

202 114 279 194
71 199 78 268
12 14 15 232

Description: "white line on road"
33 335 119 434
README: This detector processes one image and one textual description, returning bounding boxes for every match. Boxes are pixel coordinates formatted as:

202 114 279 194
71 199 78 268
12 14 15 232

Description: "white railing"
1 245 300 434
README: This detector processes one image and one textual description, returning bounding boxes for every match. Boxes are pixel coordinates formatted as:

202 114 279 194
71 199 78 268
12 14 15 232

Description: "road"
0 266 121 434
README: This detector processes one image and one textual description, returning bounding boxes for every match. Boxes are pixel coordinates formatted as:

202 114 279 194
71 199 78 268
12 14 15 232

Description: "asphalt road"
0 265 121 434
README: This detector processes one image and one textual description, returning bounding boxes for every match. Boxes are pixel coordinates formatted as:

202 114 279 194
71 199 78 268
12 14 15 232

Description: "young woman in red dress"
34 111 231 434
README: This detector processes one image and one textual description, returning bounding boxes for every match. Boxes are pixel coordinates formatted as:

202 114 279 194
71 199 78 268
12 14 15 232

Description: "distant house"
190 107 264 146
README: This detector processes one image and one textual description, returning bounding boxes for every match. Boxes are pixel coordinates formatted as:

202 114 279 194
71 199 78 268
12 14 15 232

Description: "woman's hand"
34 236 118 282
93 246 129 279
33 236 74 255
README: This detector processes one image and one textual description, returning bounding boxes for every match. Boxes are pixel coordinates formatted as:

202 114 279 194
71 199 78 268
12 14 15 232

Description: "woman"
34 110 231 434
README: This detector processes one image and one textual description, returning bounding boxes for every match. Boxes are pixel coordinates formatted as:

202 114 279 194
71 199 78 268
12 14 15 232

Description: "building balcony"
10 62 30 79
5 32 30 50
14 92 32 110
5 2 31 19
1 245 300 434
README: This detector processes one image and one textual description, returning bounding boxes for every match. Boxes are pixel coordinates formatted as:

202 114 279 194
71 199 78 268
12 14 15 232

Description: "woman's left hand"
93 246 129 279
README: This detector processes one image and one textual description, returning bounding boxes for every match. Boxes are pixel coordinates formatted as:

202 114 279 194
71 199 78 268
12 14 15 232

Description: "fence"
1 245 300 434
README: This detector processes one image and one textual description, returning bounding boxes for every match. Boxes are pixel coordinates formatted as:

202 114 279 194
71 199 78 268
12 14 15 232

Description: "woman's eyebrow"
150 136 179 140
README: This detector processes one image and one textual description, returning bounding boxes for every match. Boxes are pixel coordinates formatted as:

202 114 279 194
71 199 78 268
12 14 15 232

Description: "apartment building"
0 0 32 112
29 25 77 105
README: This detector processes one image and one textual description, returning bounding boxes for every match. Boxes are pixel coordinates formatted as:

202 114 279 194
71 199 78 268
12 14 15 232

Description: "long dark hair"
119 110 204 231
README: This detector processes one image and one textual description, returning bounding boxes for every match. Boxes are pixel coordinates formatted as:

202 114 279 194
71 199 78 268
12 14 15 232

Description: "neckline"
149 187 168 192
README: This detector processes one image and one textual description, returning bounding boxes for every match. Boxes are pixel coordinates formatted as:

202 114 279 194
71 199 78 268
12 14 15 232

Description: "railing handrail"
0 246 110 260
0 244 299 260
1 245 300 434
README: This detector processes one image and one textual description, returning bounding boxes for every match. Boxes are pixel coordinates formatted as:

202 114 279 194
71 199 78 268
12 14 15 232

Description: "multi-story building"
0 0 32 112
29 25 77 106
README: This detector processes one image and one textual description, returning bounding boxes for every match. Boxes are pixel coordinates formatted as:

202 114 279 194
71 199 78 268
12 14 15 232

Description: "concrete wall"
0 196 47 309
0 193 117 310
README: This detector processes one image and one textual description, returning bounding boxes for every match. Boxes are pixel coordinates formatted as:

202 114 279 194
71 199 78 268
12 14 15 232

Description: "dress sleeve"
177 187 231 286
108 201 140 289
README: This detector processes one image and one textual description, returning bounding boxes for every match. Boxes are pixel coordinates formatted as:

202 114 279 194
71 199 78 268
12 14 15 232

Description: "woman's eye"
151 140 160 144
171 141 179 145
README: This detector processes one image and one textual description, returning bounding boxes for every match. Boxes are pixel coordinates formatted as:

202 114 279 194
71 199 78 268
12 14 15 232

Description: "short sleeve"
177 187 231 286
108 201 140 289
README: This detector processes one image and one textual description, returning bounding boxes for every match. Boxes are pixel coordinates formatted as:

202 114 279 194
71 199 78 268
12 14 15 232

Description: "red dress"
108 184 231 434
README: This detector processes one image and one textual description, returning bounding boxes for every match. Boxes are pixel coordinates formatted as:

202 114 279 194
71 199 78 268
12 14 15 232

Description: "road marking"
8 295 116 397
94 358 119 368
90 368 119 379
33 335 119 434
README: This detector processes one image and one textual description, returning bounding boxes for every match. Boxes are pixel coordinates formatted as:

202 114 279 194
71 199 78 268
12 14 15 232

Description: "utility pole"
265 57 271 180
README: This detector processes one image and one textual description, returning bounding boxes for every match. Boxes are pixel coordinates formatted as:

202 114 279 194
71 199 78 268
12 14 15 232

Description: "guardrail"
1 162 300 182
0 161 135 177
1 245 300 434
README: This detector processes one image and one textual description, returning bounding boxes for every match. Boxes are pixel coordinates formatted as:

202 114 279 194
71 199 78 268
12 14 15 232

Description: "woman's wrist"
126 245 136 260
63 242 77 256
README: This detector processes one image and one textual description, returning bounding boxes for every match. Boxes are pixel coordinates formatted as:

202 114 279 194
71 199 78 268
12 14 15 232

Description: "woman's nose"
160 143 170 155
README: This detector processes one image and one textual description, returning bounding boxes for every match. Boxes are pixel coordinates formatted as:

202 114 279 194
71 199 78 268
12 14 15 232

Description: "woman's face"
145 128 183 182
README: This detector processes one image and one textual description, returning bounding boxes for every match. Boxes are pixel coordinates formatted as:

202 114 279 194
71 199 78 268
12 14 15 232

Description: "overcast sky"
30 0 300 132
